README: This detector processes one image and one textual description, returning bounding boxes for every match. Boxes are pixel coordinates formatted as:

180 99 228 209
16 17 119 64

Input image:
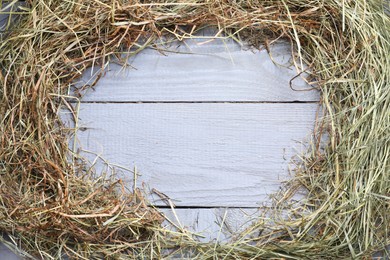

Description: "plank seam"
69 100 319 104
154 206 261 209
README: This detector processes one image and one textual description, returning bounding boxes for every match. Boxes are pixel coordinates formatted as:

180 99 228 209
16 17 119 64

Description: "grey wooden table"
66 35 320 241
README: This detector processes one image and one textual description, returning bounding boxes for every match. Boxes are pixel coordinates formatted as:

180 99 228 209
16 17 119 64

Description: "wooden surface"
0 244 20 260
76 39 318 102
65 37 320 243
72 103 317 207
161 208 260 242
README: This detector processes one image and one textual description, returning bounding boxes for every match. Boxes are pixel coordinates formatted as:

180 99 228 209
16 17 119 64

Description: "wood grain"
161 208 260 242
74 40 319 102
67 103 318 207
0 244 20 260
66 30 321 245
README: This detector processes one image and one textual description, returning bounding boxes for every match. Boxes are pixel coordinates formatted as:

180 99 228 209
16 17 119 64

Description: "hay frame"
0 0 389 259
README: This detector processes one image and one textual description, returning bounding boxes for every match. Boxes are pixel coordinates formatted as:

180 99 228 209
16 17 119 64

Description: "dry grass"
0 0 389 259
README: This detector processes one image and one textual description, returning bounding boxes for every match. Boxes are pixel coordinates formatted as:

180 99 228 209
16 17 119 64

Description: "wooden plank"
0 2 25 33
0 243 20 260
74 40 319 102
68 103 318 207
161 208 260 242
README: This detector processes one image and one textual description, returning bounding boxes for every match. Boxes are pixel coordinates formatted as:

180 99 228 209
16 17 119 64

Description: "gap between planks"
155 206 259 209
69 100 319 104
68 102 318 207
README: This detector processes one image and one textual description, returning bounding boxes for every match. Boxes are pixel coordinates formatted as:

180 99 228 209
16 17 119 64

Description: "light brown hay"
0 0 389 259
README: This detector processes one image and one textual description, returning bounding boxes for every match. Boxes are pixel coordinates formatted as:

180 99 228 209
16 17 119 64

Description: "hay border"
0 0 389 259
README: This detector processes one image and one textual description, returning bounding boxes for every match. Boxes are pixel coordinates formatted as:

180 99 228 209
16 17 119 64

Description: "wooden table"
65 34 319 242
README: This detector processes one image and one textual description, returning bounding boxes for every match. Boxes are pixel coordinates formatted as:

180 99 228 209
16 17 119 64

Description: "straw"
0 0 389 258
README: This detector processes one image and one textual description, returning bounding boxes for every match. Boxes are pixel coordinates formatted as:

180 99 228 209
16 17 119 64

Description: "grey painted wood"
74 40 319 102
0 1 25 32
0 243 21 260
68 103 318 207
161 208 260 242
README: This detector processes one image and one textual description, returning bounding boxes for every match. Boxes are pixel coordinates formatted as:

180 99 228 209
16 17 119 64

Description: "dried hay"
0 0 389 259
